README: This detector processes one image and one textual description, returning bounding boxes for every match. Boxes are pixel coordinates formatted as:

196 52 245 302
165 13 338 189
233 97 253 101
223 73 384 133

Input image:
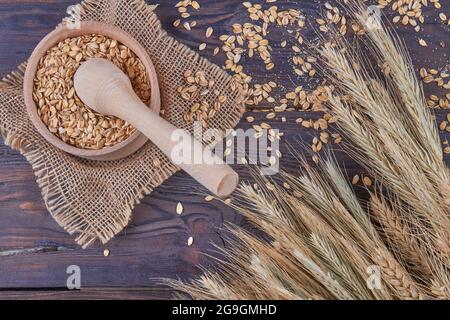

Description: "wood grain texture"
23 21 163 161
0 0 449 299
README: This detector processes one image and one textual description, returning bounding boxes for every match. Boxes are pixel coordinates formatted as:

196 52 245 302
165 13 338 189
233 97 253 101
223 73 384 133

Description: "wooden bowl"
24 21 160 161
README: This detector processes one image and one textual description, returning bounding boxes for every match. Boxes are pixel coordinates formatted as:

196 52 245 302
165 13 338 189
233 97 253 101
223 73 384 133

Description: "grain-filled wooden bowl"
24 21 160 161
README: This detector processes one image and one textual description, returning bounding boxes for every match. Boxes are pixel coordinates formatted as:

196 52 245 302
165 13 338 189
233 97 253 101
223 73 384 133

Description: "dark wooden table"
0 0 448 299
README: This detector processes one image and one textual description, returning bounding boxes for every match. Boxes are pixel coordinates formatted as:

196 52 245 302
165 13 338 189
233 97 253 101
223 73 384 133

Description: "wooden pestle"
74 58 239 198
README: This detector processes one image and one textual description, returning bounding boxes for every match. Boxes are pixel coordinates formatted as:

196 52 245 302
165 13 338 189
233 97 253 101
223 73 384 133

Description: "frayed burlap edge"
0 0 245 248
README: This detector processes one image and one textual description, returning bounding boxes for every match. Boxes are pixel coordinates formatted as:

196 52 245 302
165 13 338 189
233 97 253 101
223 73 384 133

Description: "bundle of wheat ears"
166 3 450 300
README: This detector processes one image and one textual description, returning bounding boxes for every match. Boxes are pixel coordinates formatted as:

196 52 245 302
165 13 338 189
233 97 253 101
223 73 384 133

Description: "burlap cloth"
0 0 245 248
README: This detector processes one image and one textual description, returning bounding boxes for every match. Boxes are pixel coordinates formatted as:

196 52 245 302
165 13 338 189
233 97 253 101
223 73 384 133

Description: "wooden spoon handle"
113 94 239 198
